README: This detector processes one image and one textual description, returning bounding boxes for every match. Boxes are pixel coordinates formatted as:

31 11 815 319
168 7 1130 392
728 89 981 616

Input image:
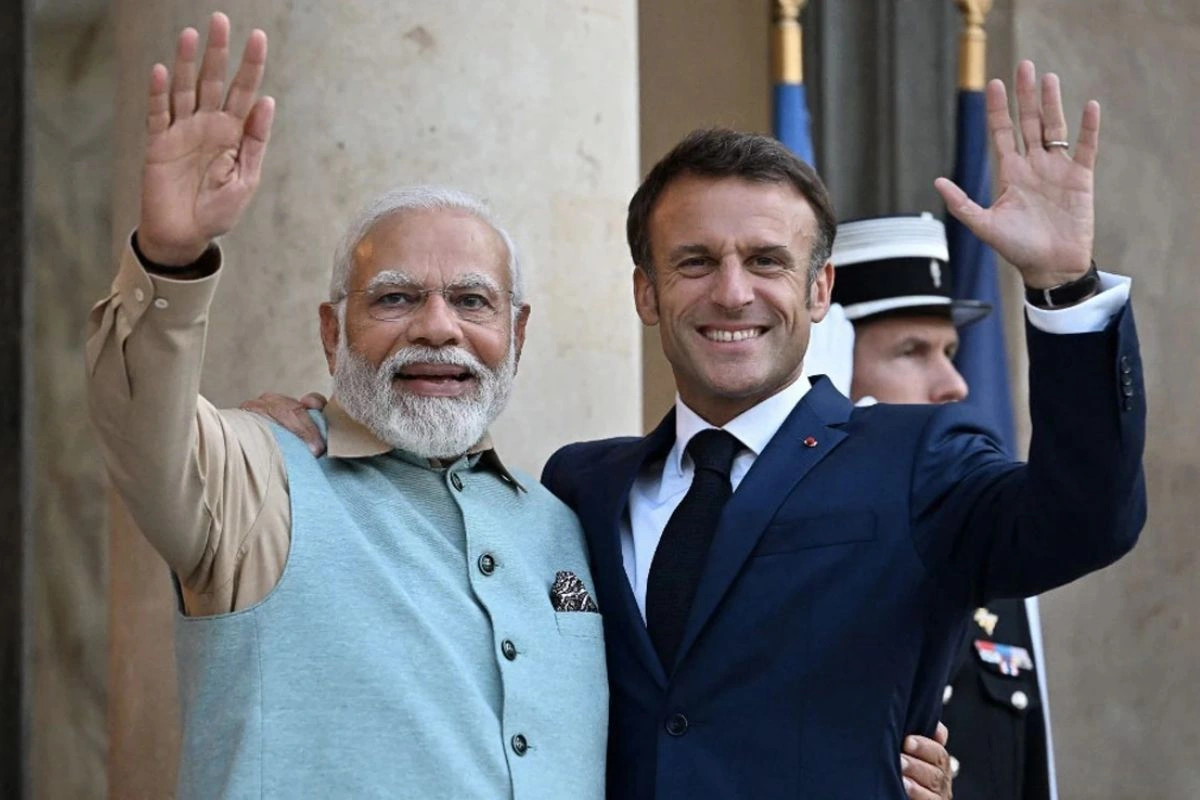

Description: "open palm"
138 14 274 266
936 61 1099 288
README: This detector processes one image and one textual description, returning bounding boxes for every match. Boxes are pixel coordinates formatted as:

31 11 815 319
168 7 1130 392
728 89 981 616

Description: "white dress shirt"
621 272 1132 621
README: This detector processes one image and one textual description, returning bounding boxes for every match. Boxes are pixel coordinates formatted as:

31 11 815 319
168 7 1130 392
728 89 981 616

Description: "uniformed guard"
817 213 1057 800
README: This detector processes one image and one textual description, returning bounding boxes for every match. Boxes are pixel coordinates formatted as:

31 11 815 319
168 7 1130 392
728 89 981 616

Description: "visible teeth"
704 328 761 342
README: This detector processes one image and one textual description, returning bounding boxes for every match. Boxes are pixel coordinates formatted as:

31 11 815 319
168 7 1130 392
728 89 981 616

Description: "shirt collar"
325 398 525 491
669 376 810 477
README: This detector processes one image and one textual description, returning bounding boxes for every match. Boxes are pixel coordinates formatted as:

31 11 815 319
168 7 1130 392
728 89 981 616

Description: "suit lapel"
674 377 855 667
576 412 676 688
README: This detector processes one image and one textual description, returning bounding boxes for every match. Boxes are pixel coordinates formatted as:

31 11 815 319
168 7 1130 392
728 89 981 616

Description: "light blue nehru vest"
173 415 608 799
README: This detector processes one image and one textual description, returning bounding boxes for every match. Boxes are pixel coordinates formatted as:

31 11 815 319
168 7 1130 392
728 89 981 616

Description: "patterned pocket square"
550 570 599 613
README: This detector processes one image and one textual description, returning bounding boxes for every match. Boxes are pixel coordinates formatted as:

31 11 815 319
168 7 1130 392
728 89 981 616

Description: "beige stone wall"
637 0 771 428
1014 2 1200 795
31 12 113 800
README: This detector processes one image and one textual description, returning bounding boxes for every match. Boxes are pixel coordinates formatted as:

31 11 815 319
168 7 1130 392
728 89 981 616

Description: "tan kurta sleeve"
86 237 291 615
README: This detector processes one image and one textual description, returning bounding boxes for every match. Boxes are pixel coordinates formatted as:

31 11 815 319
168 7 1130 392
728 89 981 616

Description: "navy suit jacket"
542 308 1146 799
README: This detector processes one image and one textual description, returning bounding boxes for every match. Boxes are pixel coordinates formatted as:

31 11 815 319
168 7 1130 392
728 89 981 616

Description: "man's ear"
807 260 835 322
633 267 660 326
318 302 340 375
512 304 532 371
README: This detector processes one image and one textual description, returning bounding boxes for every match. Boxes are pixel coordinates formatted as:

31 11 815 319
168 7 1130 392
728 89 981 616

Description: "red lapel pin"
803 436 818 448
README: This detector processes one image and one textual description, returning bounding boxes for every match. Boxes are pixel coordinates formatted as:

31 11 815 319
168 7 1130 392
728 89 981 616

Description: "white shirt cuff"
1024 271 1131 334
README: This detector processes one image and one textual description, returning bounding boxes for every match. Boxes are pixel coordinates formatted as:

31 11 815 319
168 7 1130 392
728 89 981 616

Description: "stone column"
1011 3 1200 796
110 1 640 794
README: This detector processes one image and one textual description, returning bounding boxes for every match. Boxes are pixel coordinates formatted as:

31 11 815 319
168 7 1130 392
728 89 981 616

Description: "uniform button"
1120 356 1131 371
942 684 953 704
511 734 528 756
501 639 517 661
665 713 688 736
1121 374 1133 387
478 553 496 576
1123 399 1133 412
1011 690 1029 710
950 755 961 778
134 288 145 303
450 473 464 491
1122 385 1134 397
153 297 169 309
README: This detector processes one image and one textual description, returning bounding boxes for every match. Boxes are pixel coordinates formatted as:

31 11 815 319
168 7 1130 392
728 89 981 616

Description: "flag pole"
771 0 807 87
954 0 991 91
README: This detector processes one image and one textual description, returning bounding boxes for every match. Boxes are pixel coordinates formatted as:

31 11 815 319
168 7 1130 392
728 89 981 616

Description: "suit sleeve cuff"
1024 271 1131 334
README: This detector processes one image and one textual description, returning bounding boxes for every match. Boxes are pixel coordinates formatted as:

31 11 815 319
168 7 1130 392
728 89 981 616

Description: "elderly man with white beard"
85 14 606 800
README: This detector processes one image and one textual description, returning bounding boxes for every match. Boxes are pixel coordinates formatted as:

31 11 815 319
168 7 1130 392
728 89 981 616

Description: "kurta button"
942 684 953 704
450 473 464 491
511 734 528 756
478 553 496 575
134 288 145 303
153 297 169 309
950 755 960 778
501 639 517 661
1011 690 1029 710
665 713 688 736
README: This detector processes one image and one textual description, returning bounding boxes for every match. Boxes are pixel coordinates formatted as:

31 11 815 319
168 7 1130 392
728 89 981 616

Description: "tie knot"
686 429 742 477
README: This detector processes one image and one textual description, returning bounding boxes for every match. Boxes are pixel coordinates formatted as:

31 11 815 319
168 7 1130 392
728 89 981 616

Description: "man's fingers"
223 29 268 120
901 773 943 800
146 64 171 136
169 27 200 121
1074 100 1101 172
300 393 329 410
196 12 231 112
288 407 327 456
934 177 986 229
239 97 276 187
905 734 951 773
1014 60 1043 154
903 735 952 800
935 722 950 747
1040 72 1069 147
984 78 1017 158
240 393 326 456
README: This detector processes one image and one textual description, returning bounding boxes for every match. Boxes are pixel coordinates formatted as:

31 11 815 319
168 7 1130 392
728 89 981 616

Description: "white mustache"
382 346 488 380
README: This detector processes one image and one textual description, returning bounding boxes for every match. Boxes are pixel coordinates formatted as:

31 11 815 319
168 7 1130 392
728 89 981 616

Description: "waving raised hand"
138 13 274 266
936 60 1098 289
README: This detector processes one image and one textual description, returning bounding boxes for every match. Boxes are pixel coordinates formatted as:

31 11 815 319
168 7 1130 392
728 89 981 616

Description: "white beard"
333 339 517 460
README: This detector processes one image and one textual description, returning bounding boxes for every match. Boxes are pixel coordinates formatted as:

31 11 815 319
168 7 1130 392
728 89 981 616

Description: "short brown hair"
627 128 837 279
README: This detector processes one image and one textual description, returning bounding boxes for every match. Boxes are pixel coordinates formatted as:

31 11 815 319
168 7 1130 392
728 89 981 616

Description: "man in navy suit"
540 62 1144 798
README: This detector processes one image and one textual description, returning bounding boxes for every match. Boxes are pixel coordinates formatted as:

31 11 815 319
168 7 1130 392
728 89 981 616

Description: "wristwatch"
1025 261 1100 309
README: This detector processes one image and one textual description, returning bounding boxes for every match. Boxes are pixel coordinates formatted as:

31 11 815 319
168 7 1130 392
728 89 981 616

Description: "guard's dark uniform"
941 598 1051 799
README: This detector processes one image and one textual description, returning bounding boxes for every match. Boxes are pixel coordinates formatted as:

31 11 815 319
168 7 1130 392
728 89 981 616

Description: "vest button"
450 473 464 491
1011 690 1029 710
942 684 953 704
501 639 517 661
478 553 496 576
511 734 528 756
665 713 688 737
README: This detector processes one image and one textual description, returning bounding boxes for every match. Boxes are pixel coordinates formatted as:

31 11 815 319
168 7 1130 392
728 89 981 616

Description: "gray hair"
330 185 524 307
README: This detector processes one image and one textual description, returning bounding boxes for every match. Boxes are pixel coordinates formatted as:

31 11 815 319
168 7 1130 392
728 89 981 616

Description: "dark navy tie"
646 428 742 670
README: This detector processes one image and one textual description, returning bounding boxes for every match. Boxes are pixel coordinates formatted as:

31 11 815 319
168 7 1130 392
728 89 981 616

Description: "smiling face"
849 314 969 405
634 175 834 425
319 207 530 458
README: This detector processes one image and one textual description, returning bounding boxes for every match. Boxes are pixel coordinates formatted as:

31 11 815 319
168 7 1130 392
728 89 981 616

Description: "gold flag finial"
954 0 992 91
772 0 809 85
